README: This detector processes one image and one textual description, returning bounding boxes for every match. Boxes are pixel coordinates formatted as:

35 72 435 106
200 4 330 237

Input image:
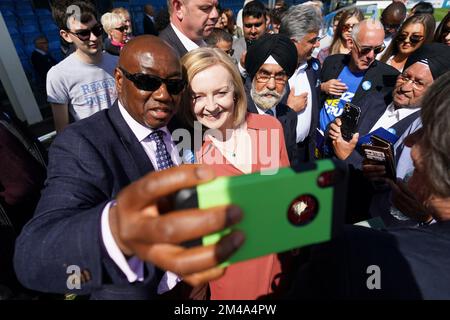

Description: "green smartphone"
174 159 347 266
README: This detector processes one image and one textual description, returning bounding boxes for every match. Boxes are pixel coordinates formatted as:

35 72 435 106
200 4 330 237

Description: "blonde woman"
101 12 128 56
181 47 293 299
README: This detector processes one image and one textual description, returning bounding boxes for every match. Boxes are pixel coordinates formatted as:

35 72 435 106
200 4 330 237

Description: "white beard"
250 82 287 111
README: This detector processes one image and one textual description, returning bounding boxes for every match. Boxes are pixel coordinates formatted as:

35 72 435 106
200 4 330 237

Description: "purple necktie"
147 130 174 171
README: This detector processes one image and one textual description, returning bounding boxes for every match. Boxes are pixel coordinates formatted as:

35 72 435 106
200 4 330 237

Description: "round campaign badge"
388 128 397 135
362 81 372 91
312 62 319 71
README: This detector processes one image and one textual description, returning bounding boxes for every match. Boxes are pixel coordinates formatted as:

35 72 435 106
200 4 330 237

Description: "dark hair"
243 0 267 20
411 1 434 15
205 28 233 46
51 0 97 31
434 11 450 43
34 35 48 46
381 14 435 63
155 7 170 33
329 8 364 55
270 6 287 26
420 71 450 197
222 8 235 35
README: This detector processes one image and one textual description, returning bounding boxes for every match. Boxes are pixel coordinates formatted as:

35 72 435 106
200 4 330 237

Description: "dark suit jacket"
246 94 299 167
289 221 450 299
31 50 56 83
14 102 162 299
159 24 188 58
143 14 158 36
320 54 399 108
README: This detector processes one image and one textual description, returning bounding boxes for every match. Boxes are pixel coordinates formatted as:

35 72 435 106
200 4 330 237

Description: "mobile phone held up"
339 103 361 141
173 159 348 267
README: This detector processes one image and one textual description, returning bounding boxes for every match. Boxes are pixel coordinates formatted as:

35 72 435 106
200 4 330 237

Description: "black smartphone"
339 103 361 141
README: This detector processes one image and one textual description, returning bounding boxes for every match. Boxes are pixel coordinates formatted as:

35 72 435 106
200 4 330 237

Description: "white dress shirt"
370 102 420 133
288 62 312 143
100 101 181 292
171 23 206 52
254 103 277 117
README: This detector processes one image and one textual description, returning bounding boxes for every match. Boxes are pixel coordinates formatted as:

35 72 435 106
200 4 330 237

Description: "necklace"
210 130 238 157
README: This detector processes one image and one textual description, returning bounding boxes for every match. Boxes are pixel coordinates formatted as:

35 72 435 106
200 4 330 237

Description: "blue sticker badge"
312 62 319 71
388 128 397 135
362 81 372 91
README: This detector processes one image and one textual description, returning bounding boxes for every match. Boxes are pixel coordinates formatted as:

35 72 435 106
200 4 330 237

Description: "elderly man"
14 36 243 300
159 0 219 58
244 33 300 167
329 43 450 224
279 4 322 162
319 19 399 132
289 71 450 299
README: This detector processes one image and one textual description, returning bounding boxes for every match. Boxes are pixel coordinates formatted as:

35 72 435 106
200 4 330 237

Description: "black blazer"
143 15 158 36
31 50 56 83
159 24 188 58
289 221 450 299
320 54 399 108
14 102 163 299
246 94 299 167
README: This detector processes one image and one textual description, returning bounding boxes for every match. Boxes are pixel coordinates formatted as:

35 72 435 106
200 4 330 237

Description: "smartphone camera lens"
287 194 319 226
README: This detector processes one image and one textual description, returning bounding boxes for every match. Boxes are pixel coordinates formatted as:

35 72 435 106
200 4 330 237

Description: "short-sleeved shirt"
46 52 118 121
319 66 364 131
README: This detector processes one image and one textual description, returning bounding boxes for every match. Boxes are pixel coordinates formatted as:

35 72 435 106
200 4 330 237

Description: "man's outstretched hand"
109 165 245 286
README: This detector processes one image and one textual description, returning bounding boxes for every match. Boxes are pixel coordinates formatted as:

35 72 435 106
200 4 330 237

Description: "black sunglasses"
119 67 186 95
68 23 103 41
115 26 128 33
355 42 386 55
396 34 424 45
244 22 263 29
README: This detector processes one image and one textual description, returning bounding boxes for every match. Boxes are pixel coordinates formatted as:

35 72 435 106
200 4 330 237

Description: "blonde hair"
112 7 133 33
181 47 247 129
101 12 124 35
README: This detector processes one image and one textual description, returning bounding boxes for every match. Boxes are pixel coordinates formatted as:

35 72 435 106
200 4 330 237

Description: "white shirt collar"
34 48 47 56
118 101 171 142
254 104 277 117
170 23 206 52
296 62 308 74
388 103 420 119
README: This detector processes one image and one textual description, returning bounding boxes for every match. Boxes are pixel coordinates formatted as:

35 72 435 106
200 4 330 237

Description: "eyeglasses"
396 33 424 45
398 73 426 91
118 67 186 94
244 22 263 29
114 26 128 33
342 23 356 32
255 70 287 84
67 23 103 41
353 41 386 55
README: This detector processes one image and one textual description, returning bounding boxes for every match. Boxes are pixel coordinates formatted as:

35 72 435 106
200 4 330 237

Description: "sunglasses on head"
115 26 128 33
354 42 386 55
68 23 103 41
396 33 424 45
118 67 186 95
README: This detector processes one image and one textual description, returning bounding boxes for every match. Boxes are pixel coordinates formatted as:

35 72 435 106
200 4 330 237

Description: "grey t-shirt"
46 52 118 121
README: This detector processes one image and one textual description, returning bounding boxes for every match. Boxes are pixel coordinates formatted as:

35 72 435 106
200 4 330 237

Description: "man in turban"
245 33 300 166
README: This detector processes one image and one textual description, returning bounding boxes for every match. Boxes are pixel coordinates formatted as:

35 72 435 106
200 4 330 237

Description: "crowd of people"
1 0 450 300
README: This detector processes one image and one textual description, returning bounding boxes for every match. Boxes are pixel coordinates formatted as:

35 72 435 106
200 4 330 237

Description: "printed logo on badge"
312 62 319 71
362 81 372 91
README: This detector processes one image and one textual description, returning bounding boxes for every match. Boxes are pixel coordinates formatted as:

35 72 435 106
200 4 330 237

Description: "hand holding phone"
174 160 348 266
361 135 396 181
339 103 361 141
